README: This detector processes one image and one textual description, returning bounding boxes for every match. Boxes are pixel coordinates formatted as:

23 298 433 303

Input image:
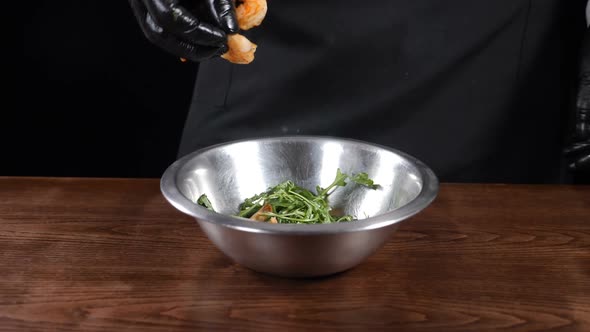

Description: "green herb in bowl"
197 168 378 224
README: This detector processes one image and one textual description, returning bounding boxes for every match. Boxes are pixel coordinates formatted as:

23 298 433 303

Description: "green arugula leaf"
200 169 378 224
197 194 215 211
351 172 380 189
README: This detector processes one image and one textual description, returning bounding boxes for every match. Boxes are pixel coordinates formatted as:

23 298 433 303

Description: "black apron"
179 0 584 183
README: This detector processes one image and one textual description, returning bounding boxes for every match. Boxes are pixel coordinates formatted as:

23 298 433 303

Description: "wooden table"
1 177 589 332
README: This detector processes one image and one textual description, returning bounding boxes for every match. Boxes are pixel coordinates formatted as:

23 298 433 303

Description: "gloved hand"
129 0 238 61
564 80 590 171
564 28 590 172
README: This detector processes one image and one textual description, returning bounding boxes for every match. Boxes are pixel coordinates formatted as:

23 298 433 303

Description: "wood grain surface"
0 177 589 331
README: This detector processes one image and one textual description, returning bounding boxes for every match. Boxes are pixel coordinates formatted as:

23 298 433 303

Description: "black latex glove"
564 28 590 172
129 0 238 61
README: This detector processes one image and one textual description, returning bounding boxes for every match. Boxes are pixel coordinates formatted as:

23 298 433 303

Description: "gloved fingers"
130 0 167 45
564 139 590 171
142 0 227 47
192 0 238 35
180 19 228 47
161 37 227 62
130 0 227 61
210 0 239 33
129 0 153 32
148 16 228 61
564 141 590 155
569 153 590 171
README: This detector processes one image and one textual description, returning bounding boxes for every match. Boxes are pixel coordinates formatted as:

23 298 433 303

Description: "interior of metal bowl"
172 136 431 222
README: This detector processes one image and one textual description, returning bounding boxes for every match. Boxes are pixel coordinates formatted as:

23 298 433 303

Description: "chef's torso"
179 0 578 183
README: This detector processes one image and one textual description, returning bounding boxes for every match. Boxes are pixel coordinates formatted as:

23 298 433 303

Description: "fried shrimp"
221 0 267 64
236 0 268 30
250 203 272 222
221 34 257 64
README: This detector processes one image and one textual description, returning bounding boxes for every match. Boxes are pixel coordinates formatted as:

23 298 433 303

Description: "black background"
14 1 197 178
13 1 590 183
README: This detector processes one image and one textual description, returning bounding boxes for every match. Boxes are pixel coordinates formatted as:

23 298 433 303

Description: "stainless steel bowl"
161 136 438 277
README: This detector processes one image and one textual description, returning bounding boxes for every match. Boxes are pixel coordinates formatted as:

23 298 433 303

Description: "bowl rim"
160 135 439 235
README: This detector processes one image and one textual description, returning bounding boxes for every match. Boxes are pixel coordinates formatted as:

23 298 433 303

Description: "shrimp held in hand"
220 0 267 64
236 0 268 30
221 34 257 64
